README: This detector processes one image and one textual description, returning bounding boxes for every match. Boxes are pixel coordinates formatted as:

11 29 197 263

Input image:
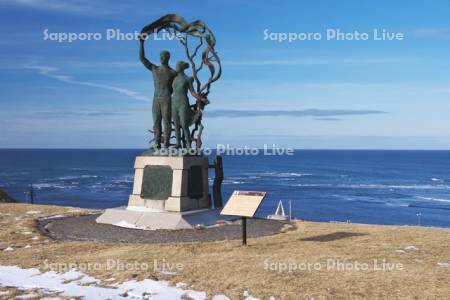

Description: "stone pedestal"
128 155 211 212
95 154 233 230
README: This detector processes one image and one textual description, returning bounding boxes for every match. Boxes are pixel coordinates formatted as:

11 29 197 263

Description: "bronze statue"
171 61 208 148
139 40 176 148
140 14 221 151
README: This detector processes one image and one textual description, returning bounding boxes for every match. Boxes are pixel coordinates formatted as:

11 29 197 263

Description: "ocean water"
1 149 449 227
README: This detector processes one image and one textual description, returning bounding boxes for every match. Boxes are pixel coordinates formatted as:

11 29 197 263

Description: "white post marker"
220 191 267 245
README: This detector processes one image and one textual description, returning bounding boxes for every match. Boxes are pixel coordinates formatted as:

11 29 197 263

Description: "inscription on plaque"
140 165 173 200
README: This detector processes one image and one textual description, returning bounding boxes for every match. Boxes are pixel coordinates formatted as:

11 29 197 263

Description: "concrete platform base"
96 206 237 230
129 155 211 212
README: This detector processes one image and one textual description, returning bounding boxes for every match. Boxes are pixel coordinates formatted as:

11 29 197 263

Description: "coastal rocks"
0 189 16 203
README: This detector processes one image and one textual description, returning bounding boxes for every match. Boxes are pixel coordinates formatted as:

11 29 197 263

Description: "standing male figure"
140 38 177 148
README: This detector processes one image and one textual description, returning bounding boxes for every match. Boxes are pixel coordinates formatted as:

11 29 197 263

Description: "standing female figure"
171 61 204 148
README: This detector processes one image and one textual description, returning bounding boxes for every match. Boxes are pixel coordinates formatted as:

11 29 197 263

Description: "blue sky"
1 0 450 149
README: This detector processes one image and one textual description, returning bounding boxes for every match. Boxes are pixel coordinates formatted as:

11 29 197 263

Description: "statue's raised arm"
139 38 156 71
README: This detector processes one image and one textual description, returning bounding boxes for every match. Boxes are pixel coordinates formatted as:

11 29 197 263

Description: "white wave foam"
285 172 312 177
279 172 312 177
293 183 450 190
34 183 65 189
259 171 312 178
416 196 450 203
293 184 322 187
385 202 409 207
111 174 134 184
352 184 450 190
223 180 245 184
58 175 98 180
112 179 133 184
431 178 444 182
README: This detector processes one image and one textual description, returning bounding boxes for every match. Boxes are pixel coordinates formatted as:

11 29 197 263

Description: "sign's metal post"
242 217 247 245
220 190 267 247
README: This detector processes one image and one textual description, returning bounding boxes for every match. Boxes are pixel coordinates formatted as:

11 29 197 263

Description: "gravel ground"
38 214 290 244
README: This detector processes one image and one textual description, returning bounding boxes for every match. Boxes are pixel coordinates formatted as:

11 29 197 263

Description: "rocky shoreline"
0 189 16 203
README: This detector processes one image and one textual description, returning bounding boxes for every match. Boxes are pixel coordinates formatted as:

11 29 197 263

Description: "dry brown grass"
1 203 449 299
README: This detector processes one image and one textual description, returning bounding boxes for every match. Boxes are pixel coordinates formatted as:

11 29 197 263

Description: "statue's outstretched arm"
139 39 155 71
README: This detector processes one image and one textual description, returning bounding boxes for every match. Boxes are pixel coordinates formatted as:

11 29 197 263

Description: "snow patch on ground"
66 209 85 213
437 262 450 268
3 247 14 252
39 214 66 220
15 293 39 299
212 295 231 300
26 211 41 215
160 270 177 276
404 245 418 251
60 269 100 285
205 220 234 229
113 220 146 230
243 290 260 300
0 266 225 299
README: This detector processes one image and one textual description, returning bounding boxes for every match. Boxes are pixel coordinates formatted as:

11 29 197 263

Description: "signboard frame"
220 191 266 218
220 190 267 245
